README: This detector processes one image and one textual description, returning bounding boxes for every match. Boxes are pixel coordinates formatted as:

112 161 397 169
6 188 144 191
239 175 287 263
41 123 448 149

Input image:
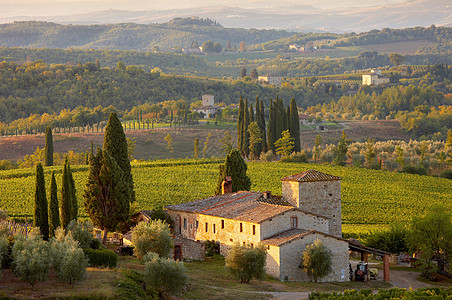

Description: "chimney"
222 176 232 194
263 191 271 199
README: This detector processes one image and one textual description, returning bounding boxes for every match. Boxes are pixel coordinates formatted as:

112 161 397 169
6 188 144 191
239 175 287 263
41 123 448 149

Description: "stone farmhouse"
192 94 218 118
166 170 352 282
362 69 390 86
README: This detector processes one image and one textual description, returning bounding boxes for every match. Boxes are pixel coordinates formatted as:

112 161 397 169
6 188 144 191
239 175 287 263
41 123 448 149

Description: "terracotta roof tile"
262 228 348 246
262 228 311 246
281 170 341 182
166 191 294 224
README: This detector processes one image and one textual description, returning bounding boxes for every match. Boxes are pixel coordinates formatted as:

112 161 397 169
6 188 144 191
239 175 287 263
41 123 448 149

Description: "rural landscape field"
0 1 451 298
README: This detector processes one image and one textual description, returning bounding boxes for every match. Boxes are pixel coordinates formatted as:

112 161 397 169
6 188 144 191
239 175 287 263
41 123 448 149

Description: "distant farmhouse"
362 69 390 86
299 114 314 125
167 170 351 282
258 74 282 86
192 95 218 118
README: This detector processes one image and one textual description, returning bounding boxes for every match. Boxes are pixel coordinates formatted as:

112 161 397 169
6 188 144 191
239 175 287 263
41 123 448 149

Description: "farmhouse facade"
192 94 218 118
166 169 350 282
362 69 390 86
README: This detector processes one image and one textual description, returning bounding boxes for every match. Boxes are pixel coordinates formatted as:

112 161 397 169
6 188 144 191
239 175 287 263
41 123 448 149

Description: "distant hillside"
0 20 294 51
0 0 450 33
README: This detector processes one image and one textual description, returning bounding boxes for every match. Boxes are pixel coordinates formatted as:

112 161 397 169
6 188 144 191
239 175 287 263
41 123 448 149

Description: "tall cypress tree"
259 99 267 153
275 97 285 141
44 126 53 166
289 98 301 152
249 103 254 123
103 112 135 203
49 171 60 237
34 163 49 240
67 159 78 221
255 100 262 155
243 98 250 157
267 100 276 152
60 161 72 229
237 96 244 155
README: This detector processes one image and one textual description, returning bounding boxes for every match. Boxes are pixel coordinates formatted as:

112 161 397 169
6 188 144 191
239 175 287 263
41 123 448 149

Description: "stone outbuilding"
166 169 351 282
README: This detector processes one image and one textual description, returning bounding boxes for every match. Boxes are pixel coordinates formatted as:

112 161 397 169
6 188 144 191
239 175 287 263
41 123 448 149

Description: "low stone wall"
173 235 205 261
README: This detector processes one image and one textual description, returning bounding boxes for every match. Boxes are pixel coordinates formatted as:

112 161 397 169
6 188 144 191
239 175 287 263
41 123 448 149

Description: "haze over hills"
0 0 450 32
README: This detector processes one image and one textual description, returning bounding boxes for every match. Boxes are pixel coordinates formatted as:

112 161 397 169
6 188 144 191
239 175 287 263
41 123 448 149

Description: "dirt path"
389 270 436 290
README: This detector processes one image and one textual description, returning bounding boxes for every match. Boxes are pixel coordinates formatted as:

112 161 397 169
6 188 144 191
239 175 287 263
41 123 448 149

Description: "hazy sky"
1 0 405 17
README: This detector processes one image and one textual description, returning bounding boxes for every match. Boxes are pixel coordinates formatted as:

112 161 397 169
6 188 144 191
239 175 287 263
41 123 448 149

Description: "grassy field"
0 253 394 299
0 159 450 235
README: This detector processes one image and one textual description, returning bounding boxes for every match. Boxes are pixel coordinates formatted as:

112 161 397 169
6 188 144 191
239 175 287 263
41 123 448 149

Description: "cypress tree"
243 98 250 157
34 163 49 240
275 97 285 141
255 100 262 155
237 96 244 155
60 160 72 229
84 149 130 244
49 171 60 237
285 106 290 132
103 112 135 203
215 149 251 195
44 126 53 166
267 100 276 152
67 159 78 221
289 98 301 152
259 99 267 153
249 103 254 123
194 138 199 159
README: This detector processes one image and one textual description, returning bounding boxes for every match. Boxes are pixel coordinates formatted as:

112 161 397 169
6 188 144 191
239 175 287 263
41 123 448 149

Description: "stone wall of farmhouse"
173 235 205 261
265 245 281 279
278 233 349 282
260 210 329 240
167 210 262 251
282 180 342 237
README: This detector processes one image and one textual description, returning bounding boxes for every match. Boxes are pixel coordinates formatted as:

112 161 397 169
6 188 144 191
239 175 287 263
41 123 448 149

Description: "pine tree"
103 112 135 203
34 163 49 240
289 98 301 152
237 97 244 155
215 149 251 195
44 126 53 166
243 98 250 157
259 99 267 152
275 130 295 157
84 149 130 244
49 172 60 237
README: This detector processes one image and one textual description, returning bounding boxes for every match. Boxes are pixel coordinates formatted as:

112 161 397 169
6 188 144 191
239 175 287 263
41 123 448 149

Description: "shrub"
131 220 173 259
143 252 188 297
205 240 220 257
0 236 7 279
279 151 309 163
364 223 408 254
259 150 274 162
225 243 266 283
83 248 118 268
12 233 53 288
67 220 94 248
400 165 428 175
301 239 332 282
440 169 452 179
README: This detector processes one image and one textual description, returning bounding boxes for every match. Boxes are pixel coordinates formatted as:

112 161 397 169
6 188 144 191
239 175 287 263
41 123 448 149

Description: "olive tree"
12 233 53 289
143 252 188 297
225 243 266 283
131 220 173 259
301 239 332 282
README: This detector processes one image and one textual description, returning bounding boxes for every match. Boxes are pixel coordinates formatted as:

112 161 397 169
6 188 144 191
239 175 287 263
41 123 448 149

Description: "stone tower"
281 170 342 237
202 94 214 106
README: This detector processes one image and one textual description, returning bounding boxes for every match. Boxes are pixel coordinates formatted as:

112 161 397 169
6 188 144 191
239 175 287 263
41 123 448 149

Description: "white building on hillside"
362 69 390 86
192 94 218 118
